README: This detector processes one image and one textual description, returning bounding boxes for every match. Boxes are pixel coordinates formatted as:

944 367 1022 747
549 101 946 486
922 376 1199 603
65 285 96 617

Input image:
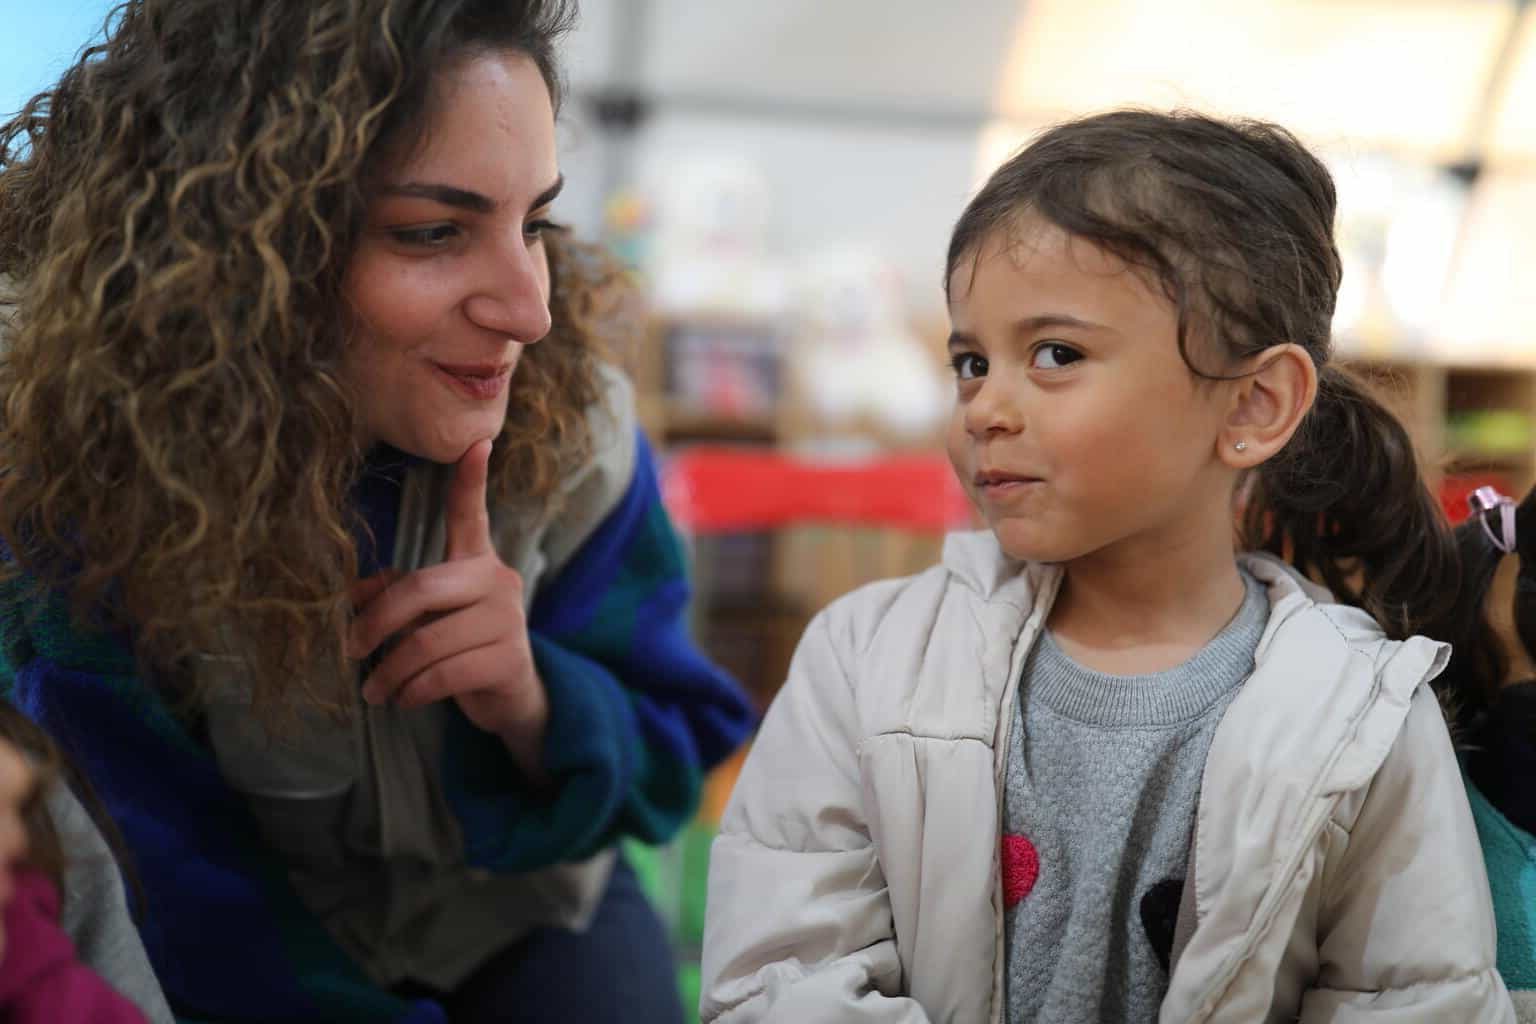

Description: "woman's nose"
462 236 552 344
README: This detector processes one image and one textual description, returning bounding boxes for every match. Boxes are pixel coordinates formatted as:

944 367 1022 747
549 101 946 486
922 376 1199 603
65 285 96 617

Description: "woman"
0 1 754 1021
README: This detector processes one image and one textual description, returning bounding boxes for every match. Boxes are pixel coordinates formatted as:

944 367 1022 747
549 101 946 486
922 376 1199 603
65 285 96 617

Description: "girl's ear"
1219 343 1317 468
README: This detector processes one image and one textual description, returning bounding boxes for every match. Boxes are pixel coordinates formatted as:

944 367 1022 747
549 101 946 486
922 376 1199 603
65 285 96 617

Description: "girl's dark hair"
0 698 134 907
0 0 584 719
946 109 1489 694
1453 488 1536 819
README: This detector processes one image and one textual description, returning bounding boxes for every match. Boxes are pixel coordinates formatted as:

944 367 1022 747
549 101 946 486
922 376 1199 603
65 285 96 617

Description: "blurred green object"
624 819 719 1015
625 838 666 918
678 963 703 1020
1446 410 1534 456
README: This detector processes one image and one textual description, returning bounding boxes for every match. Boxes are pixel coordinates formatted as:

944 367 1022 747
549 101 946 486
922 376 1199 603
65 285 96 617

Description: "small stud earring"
1234 441 1249 452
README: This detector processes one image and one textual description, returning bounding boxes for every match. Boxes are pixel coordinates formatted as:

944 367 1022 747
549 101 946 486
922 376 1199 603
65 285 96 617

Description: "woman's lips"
433 362 512 401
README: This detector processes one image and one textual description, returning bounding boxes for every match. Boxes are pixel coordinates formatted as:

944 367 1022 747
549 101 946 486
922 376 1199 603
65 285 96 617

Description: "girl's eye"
389 224 458 247
950 352 988 381
1032 343 1082 370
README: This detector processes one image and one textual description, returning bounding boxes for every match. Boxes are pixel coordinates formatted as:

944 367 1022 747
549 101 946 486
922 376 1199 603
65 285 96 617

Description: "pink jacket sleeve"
0 865 149 1024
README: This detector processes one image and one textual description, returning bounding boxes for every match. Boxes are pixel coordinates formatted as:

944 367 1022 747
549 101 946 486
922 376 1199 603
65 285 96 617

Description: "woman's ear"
1219 344 1318 468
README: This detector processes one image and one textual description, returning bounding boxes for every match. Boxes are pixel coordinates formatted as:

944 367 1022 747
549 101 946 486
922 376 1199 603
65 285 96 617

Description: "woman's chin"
385 423 503 465
427 435 495 464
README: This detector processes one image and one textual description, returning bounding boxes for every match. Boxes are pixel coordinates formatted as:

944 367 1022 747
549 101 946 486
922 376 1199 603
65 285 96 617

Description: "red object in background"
662 447 974 534
1441 473 1515 526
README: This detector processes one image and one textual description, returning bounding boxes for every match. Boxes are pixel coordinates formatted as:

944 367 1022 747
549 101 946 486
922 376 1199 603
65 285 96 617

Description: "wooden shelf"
1444 450 1535 472
1344 354 1536 685
642 333 1536 694
661 409 779 444
1343 356 1536 485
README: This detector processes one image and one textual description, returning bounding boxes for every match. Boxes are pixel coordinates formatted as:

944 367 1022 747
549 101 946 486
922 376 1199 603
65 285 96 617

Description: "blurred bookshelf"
636 315 1536 696
1344 355 1536 682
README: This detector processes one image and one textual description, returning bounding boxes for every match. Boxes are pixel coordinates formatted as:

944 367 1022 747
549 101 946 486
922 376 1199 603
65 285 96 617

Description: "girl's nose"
964 376 1025 439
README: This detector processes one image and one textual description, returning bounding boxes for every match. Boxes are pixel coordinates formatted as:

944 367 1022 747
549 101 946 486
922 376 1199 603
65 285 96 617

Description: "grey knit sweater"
1003 569 1267 1023
51 784 175 1023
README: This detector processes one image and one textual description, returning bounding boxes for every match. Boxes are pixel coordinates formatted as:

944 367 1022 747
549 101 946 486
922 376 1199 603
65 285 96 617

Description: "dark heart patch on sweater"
1140 877 1185 973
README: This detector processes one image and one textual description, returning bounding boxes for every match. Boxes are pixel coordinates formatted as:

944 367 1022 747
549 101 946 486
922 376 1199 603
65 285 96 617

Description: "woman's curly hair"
0 0 612 716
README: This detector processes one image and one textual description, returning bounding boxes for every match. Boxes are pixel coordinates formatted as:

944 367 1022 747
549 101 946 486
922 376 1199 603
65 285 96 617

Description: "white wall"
2 0 1021 318
627 111 981 311
632 0 1018 110
557 0 1022 317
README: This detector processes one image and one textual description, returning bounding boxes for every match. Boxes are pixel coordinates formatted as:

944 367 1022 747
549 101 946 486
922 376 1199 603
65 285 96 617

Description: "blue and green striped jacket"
0 429 754 1022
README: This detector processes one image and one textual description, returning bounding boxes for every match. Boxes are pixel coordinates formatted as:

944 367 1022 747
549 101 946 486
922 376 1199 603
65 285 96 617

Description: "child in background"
1444 485 1536 1023
701 110 1513 1023
0 701 170 1022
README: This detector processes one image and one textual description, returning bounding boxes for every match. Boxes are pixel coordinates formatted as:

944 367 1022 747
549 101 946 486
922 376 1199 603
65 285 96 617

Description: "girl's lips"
433 362 512 401
974 471 1043 487
974 473 1044 501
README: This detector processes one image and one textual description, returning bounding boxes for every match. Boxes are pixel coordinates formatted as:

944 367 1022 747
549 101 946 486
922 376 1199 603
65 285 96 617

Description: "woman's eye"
1032 343 1082 370
524 218 560 242
389 224 458 247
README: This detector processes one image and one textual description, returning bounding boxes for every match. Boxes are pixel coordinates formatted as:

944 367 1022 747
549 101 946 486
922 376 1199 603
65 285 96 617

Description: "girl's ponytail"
1243 365 1474 646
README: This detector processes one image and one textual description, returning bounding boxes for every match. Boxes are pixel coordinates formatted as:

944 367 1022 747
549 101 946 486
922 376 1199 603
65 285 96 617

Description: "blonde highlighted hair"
0 0 626 715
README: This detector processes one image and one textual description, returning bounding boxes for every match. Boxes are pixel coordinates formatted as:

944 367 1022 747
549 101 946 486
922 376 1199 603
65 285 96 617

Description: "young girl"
0 701 170 1022
701 110 1514 1022
1444 485 1536 1023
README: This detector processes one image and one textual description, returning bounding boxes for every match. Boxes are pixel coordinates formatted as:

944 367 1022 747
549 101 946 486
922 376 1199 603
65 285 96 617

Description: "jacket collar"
942 529 1339 629
1171 557 1450 1020
946 530 1447 795
940 530 1055 609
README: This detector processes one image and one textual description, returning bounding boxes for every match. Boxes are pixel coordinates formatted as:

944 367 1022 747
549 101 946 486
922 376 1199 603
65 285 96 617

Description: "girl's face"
341 51 560 463
0 735 32 958
945 217 1239 566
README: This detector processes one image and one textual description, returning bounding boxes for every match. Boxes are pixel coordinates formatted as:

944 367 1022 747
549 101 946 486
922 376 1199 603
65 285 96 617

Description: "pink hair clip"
1469 485 1518 554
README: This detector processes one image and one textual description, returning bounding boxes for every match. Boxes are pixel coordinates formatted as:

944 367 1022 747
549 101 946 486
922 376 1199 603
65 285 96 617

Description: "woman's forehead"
375 51 558 203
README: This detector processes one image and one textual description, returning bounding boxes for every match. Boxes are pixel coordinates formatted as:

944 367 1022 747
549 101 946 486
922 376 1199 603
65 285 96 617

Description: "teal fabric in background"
0 1 117 119
1467 779 1536 990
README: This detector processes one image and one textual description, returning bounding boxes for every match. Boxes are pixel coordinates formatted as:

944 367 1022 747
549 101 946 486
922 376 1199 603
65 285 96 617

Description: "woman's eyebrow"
528 174 564 214
379 182 496 213
378 175 563 216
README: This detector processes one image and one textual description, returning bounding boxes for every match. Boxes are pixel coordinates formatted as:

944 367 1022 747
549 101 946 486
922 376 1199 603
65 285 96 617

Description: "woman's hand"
349 439 549 780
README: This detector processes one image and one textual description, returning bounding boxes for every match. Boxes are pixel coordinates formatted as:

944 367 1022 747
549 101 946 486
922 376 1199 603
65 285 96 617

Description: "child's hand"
0 738 36 960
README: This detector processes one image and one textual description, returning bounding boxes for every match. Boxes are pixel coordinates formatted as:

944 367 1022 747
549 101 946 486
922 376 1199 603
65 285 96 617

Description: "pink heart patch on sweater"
1001 833 1040 909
